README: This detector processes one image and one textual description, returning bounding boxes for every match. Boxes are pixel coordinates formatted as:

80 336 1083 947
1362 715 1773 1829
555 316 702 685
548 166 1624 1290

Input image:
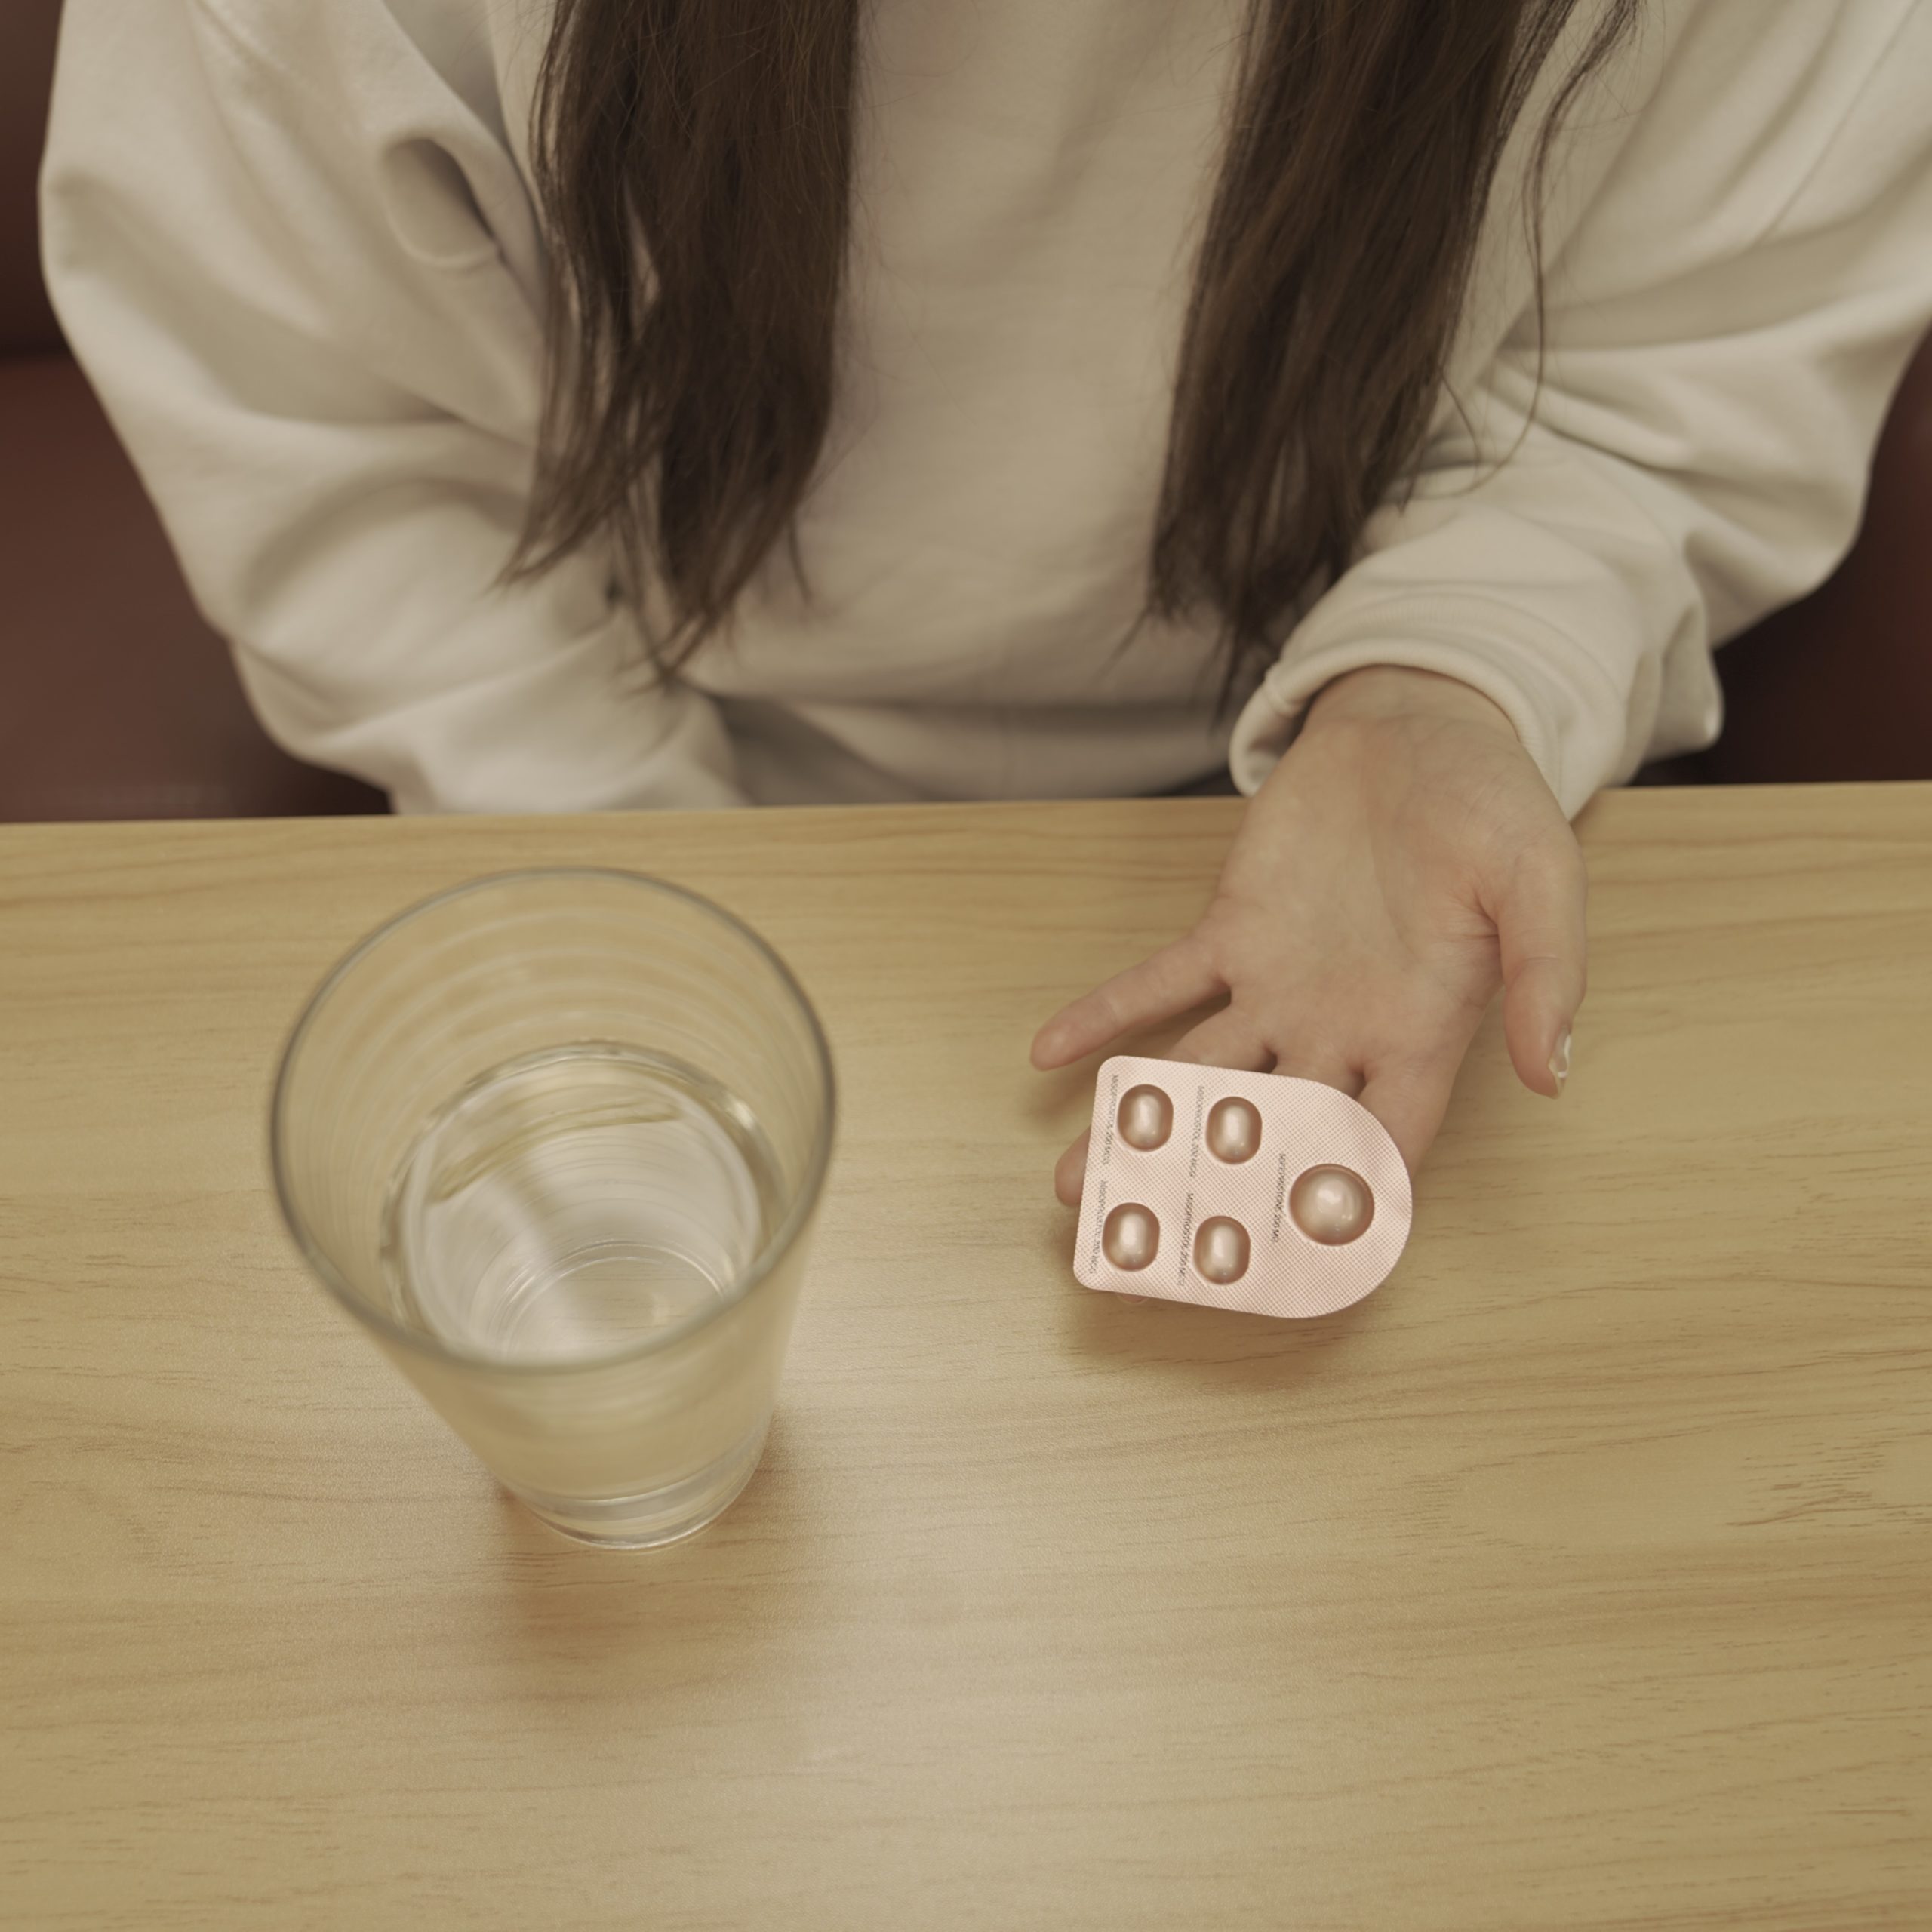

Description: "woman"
42 0 1932 1199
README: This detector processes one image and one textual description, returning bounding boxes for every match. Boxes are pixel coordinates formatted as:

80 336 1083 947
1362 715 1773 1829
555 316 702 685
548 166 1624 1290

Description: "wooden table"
2 787 1928 1930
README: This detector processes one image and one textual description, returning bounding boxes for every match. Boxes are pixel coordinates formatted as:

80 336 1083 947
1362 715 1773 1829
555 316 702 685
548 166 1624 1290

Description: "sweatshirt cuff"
1226 590 1635 820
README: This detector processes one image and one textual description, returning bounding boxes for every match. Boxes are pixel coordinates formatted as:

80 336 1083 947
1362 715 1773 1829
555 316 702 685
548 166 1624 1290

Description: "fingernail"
1548 1027 1573 1094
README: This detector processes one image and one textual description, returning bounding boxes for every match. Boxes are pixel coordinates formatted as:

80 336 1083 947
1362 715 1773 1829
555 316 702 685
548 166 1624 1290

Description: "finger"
1032 935 1223 1070
1054 1129 1090 1208
1497 841 1588 1098
1169 1006 1275 1073
1053 1008 1267 1208
1357 1055 1460 1176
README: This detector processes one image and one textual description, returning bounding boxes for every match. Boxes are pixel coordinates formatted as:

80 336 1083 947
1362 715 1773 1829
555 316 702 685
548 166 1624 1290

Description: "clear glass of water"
271 870 835 1549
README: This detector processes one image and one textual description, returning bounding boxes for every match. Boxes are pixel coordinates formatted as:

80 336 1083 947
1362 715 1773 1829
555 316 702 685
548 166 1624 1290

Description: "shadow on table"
1044 1216 1383 1395
475 1416 835 1681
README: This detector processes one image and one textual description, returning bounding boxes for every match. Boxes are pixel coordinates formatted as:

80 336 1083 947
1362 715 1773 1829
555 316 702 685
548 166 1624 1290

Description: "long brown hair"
515 0 1639 681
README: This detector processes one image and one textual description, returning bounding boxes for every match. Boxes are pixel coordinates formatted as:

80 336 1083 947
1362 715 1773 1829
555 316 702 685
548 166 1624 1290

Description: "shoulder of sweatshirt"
181 0 537 131
1447 0 1928 394
167 0 1925 312
129 0 550 277
1561 0 1923 275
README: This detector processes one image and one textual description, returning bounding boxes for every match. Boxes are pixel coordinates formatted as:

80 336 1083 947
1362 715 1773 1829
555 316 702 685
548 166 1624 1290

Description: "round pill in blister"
1288 1164 1374 1246
1102 1202 1161 1272
1192 1215 1251 1284
1117 1084 1173 1152
1204 1096 1262 1164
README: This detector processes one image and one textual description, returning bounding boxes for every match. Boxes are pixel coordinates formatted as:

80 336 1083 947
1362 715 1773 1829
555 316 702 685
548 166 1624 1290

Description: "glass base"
506 1419 771 1550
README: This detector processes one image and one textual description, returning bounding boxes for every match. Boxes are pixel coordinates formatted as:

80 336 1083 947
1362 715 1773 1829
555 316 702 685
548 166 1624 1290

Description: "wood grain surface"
2 786 1928 1930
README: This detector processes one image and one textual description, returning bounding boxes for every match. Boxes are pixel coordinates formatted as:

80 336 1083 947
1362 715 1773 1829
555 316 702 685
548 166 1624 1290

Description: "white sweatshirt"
39 0 1932 816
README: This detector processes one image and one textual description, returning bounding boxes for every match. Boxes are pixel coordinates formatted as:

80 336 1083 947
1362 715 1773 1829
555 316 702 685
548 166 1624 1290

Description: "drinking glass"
272 869 835 1549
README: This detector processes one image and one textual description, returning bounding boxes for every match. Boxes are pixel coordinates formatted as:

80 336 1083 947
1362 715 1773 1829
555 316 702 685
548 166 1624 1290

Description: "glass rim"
269 866 837 1378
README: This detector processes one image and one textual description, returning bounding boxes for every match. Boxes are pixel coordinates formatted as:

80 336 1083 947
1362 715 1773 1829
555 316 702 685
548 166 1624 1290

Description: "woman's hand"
1032 665 1586 1205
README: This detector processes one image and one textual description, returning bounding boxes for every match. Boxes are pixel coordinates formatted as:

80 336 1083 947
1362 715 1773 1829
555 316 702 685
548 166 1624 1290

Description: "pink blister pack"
1072 1055 1413 1318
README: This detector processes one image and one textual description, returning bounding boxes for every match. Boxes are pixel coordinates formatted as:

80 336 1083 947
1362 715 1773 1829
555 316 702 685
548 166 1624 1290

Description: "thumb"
1496 835 1587 1099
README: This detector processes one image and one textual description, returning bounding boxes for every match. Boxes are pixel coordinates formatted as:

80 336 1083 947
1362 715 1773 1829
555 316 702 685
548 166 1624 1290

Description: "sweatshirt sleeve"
40 0 746 814
1228 0 1932 817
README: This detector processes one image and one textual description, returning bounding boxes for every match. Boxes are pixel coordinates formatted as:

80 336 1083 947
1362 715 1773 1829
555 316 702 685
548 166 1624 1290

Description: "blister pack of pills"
1073 1056 1412 1318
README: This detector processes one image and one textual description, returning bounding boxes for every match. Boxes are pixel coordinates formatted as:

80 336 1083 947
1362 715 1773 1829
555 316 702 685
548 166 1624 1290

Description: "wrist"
1302 664 1518 741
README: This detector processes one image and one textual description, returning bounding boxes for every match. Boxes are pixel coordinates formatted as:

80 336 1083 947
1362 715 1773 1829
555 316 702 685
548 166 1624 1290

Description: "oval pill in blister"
1102 1202 1161 1272
1288 1164 1374 1246
1117 1084 1173 1152
1192 1216 1251 1284
1204 1096 1262 1164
